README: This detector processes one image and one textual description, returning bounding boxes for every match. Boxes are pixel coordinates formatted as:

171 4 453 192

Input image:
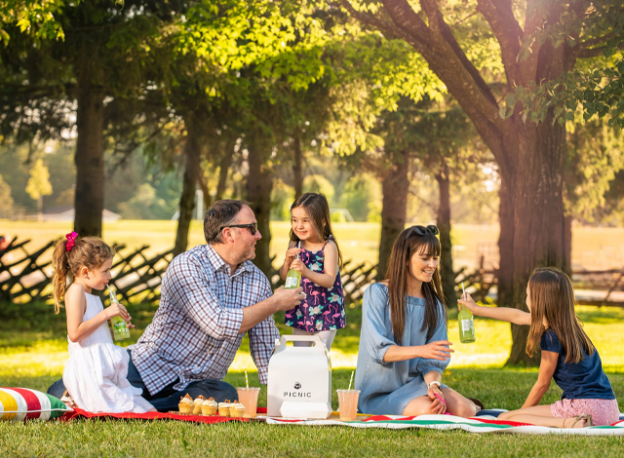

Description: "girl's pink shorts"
551 398 620 426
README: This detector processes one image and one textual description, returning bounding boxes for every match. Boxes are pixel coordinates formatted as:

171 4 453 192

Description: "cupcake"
201 397 218 416
193 395 206 414
218 399 232 417
178 393 194 414
230 401 245 418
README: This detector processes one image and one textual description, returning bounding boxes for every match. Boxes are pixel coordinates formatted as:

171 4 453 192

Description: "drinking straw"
347 370 354 391
461 282 466 301
433 392 447 405
245 369 249 389
107 285 116 303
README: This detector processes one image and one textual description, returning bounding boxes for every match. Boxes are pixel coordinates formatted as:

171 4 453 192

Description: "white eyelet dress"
63 292 154 413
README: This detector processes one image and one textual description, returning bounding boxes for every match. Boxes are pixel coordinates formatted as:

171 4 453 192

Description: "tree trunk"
197 172 211 214
377 150 409 280
74 68 105 237
501 115 566 366
37 196 42 222
563 215 573 275
293 133 303 199
174 118 201 256
342 0 574 366
215 139 235 202
435 161 455 307
496 176 514 308
246 137 273 277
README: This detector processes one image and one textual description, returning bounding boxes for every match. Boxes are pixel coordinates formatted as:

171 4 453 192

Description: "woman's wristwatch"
427 381 442 390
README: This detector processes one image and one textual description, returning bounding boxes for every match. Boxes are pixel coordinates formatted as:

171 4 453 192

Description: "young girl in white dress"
52 232 155 413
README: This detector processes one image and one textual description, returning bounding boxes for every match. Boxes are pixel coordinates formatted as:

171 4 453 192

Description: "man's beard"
236 246 256 264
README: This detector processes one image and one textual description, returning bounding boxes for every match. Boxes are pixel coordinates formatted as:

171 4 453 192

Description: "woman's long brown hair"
526 267 594 363
386 227 446 344
290 192 343 267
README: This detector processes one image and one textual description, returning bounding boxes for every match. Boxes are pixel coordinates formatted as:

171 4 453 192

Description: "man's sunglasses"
411 225 439 236
221 223 258 235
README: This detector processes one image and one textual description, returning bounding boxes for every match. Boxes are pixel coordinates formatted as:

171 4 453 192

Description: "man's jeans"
47 349 238 412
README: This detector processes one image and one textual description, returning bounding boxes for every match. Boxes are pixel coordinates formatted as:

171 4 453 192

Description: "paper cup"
336 389 360 421
237 387 260 418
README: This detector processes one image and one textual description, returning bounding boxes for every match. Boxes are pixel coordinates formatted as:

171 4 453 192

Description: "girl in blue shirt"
460 267 619 427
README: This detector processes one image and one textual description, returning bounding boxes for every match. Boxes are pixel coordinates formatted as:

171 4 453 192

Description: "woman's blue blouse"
354 283 449 415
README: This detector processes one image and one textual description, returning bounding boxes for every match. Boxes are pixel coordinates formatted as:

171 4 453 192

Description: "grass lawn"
1 303 623 457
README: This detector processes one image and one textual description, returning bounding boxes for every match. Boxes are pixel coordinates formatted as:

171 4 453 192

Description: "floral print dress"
284 237 345 332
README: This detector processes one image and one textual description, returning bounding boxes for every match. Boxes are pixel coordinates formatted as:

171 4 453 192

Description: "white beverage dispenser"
267 335 332 419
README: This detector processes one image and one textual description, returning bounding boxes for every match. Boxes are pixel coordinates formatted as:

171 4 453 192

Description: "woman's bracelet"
427 381 441 390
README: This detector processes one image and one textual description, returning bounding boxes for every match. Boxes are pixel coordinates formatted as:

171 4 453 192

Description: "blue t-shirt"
540 329 614 400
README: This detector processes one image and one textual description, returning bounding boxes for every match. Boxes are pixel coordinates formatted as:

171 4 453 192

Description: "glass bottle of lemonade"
458 303 476 343
108 286 130 341
284 243 301 289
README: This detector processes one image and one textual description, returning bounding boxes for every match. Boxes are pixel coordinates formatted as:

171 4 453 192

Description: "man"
49 200 304 411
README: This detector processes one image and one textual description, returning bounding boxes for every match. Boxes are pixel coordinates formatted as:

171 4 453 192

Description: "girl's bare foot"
564 415 589 428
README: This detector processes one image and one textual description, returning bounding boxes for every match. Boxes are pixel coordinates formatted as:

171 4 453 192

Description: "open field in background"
3 220 624 271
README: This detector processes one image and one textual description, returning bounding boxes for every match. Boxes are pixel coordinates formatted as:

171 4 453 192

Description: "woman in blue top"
355 225 481 417
460 267 619 427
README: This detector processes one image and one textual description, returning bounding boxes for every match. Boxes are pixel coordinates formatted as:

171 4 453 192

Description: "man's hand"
272 286 305 312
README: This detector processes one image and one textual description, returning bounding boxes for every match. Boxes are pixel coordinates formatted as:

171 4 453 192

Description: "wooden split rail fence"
1 237 623 308
0 237 377 306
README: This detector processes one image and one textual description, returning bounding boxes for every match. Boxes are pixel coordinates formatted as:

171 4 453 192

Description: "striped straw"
461 282 466 301
347 370 354 391
245 369 249 389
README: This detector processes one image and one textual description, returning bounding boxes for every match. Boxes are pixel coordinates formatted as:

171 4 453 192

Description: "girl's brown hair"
51 235 114 314
386 227 446 344
290 192 343 267
526 267 594 363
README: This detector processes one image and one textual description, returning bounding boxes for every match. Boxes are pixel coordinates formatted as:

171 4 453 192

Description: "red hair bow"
65 232 78 252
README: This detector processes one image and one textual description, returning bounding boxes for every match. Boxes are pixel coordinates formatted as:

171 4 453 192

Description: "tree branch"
576 42 624 59
577 32 616 50
336 0 409 43
407 0 501 122
476 0 523 86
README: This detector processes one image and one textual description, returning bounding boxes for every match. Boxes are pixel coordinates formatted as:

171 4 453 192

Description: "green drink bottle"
110 314 130 341
458 283 476 343
107 286 130 341
284 243 301 289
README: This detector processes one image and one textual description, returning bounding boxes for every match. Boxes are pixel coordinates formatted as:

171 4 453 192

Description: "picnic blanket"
60 407 624 435
267 410 624 436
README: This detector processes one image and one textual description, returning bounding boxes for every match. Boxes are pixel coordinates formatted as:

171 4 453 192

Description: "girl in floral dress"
279 193 345 349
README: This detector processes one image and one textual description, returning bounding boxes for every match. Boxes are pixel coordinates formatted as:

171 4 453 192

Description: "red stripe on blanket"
62 407 254 424
10 388 42 420
360 415 532 427
467 417 533 427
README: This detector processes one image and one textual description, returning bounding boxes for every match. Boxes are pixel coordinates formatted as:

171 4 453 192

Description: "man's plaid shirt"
130 244 280 395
